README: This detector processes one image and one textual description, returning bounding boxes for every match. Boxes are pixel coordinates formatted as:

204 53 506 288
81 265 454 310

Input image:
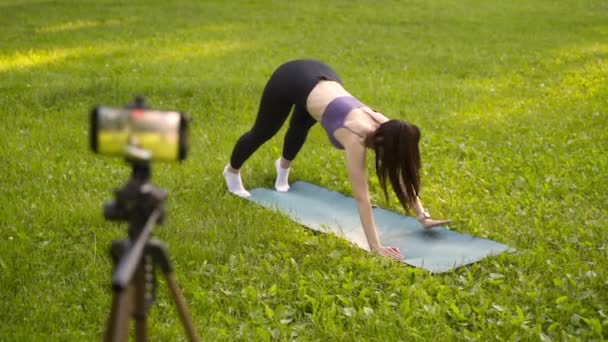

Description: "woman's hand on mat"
420 218 451 229
373 245 404 260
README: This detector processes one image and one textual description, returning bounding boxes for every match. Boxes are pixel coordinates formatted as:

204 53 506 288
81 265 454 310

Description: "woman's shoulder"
360 107 389 124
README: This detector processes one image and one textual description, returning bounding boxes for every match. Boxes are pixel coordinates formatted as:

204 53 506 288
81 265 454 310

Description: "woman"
223 59 449 259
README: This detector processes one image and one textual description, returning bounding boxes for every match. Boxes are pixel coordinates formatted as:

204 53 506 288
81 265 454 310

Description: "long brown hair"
371 120 421 212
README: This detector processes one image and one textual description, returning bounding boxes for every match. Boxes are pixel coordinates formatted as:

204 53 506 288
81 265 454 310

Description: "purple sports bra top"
320 96 366 149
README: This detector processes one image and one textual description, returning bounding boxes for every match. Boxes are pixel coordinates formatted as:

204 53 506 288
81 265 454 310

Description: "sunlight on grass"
452 43 607 126
145 40 251 64
0 39 248 73
549 43 608 101
35 19 123 34
0 48 82 72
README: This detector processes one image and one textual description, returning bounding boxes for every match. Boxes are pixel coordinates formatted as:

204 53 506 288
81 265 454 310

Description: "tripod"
103 157 200 342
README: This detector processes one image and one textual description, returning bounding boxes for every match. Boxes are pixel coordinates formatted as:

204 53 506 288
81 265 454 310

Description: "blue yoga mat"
247 181 514 273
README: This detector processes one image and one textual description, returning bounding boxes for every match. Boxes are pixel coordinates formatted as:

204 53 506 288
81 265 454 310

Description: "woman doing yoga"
223 59 449 259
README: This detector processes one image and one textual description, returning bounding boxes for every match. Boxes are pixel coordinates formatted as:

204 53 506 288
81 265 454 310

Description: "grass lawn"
1 0 607 340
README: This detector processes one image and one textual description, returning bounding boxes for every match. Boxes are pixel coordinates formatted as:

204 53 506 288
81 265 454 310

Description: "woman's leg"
274 105 317 192
224 78 294 197
229 97 293 170
225 59 334 196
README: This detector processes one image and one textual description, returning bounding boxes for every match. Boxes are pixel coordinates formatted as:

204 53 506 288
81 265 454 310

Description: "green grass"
1 0 607 340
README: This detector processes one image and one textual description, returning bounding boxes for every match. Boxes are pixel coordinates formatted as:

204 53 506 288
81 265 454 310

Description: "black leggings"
229 59 342 169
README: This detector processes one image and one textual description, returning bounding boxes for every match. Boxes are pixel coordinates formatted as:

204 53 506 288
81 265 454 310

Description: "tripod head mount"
104 151 167 241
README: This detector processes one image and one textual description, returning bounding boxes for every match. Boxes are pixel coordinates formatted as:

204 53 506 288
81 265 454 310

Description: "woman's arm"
343 140 402 259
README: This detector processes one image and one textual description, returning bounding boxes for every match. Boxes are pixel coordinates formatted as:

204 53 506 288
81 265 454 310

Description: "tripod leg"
105 286 133 342
134 262 148 342
164 272 200 342
146 239 200 341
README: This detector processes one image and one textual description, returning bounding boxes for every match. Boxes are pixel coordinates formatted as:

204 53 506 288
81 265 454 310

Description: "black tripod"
103 156 199 341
